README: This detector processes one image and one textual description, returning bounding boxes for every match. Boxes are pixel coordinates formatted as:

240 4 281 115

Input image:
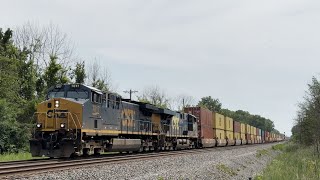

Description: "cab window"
91 92 102 103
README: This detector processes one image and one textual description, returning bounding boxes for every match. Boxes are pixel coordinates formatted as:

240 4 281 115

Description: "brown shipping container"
184 107 213 139
256 128 260 136
234 121 241 133
246 133 251 140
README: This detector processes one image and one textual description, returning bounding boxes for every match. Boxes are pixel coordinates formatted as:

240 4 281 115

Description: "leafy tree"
170 94 195 111
292 76 320 150
86 60 113 91
198 96 222 112
0 28 36 152
138 86 170 108
43 55 69 88
72 61 86 83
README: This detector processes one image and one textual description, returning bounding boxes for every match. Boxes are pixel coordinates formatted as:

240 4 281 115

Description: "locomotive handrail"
67 112 80 140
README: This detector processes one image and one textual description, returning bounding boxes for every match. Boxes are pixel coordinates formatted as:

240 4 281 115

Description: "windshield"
47 89 89 99
67 90 89 99
48 91 65 99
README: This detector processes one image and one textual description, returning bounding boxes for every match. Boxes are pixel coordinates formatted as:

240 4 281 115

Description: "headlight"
60 123 65 128
36 123 42 128
55 100 59 108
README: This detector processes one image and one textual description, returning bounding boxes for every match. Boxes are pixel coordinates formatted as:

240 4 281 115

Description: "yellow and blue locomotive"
30 84 198 158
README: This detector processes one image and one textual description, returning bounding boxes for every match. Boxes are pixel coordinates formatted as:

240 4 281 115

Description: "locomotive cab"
30 84 98 158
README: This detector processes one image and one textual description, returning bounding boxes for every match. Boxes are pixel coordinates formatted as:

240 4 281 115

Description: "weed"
257 143 320 179
271 144 285 151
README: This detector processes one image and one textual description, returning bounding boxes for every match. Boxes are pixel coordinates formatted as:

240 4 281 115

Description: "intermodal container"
251 134 255 143
250 126 254 135
256 128 260 136
240 123 246 134
233 121 241 133
226 130 235 146
225 130 234 140
225 117 233 131
246 124 251 134
253 127 257 135
212 112 225 130
259 129 262 136
265 131 269 142
261 130 265 142
241 133 246 140
246 133 251 140
184 107 213 139
234 132 241 140
213 129 225 139
234 132 241 145
257 136 262 143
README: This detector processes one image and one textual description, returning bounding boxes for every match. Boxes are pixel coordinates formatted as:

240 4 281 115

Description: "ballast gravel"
19 143 282 180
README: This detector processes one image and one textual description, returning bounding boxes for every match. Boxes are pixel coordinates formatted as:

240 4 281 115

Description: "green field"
256 143 320 180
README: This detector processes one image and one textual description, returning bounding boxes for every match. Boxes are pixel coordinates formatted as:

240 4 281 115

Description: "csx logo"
172 116 180 130
92 105 100 116
121 109 135 127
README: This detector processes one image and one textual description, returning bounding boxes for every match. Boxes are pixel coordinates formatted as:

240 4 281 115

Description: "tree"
138 86 170 108
72 61 86 83
292 76 320 150
13 22 75 97
86 59 113 92
43 55 69 89
171 94 195 111
0 28 35 152
198 96 222 112
14 22 75 69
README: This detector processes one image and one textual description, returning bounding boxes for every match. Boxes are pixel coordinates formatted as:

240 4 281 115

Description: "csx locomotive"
30 84 198 158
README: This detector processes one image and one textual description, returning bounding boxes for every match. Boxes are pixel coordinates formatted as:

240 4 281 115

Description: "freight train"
29 84 284 158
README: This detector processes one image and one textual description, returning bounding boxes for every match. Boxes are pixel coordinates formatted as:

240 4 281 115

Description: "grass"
256 143 320 180
0 152 45 162
217 163 237 176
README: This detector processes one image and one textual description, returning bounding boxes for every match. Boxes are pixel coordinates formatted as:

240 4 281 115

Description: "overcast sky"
2 0 319 136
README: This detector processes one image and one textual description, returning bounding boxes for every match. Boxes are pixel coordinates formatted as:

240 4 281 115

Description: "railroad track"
0 143 272 178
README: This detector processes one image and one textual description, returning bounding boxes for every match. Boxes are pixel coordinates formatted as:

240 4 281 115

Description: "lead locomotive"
30 84 198 158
